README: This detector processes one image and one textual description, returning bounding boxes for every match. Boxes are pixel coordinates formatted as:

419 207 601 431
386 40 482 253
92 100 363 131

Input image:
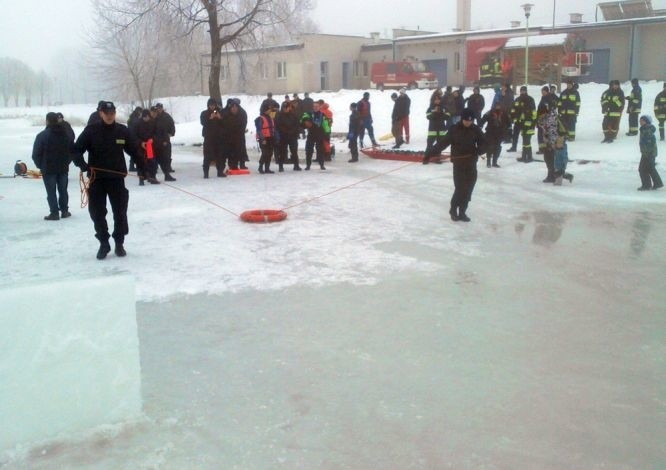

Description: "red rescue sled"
360 148 450 163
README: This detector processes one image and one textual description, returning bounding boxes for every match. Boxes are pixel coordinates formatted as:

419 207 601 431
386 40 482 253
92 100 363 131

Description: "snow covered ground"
1 82 665 468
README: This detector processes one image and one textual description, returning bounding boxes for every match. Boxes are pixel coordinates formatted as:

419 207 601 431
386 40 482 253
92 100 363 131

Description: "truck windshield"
413 62 427 72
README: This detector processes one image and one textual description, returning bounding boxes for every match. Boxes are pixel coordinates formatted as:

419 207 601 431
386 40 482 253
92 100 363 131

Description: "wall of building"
633 23 666 81
569 26 632 81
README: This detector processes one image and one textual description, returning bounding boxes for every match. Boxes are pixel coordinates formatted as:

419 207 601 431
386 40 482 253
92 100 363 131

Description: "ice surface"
0 82 665 467
0 276 142 454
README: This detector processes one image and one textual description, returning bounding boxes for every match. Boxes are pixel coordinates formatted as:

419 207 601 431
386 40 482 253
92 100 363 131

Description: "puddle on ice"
3 210 665 469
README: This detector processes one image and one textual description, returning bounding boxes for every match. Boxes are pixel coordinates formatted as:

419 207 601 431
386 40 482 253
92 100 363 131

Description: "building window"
276 61 287 79
258 62 268 80
220 65 230 81
353 61 369 78
454 52 461 72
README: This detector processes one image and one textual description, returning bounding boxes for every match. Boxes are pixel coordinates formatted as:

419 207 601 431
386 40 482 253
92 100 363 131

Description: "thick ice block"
0 276 142 452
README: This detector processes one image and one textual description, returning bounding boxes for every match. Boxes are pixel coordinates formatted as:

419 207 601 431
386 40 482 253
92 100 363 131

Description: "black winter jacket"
436 121 486 164
73 121 144 178
32 124 72 174
154 112 176 143
200 108 223 139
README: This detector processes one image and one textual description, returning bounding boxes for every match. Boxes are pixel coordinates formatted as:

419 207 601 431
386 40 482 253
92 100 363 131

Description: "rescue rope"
79 161 417 218
281 161 416 211
78 167 240 217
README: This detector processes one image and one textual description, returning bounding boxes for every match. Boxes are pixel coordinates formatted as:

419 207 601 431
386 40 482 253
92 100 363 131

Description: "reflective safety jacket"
426 103 449 137
254 114 275 141
558 88 581 116
602 88 625 117
627 85 642 114
654 90 666 119
516 95 537 134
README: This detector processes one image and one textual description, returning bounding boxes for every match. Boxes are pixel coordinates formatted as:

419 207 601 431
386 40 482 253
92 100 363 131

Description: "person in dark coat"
275 101 302 170
136 109 159 184
300 101 326 170
423 94 449 164
87 100 105 126
153 103 176 179
126 107 143 171
637 115 663 190
200 98 224 178
72 101 146 259
558 80 581 141
447 89 465 128
347 102 362 163
481 102 509 168
465 86 485 125
625 78 642 136
260 92 280 114
397 88 411 143
232 98 249 169
300 92 314 139
390 92 409 149
601 80 625 143
255 106 276 174
425 108 486 222
55 112 75 143
32 112 72 220
221 99 248 171
515 86 537 162
500 84 515 143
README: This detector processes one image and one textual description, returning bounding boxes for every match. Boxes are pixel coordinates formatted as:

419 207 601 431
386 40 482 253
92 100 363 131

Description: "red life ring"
240 209 287 223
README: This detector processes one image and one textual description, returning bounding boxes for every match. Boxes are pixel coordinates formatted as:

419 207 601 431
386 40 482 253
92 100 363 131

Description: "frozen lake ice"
1 84 665 467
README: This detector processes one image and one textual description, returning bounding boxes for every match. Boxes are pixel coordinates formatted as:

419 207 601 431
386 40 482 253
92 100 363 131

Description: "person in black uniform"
625 78 642 136
87 101 105 126
275 100 302 170
136 109 160 185
221 99 246 171
424 108 485 222
153 103 176 180
72 101 146 260
200 98 224 178
126 106 143 171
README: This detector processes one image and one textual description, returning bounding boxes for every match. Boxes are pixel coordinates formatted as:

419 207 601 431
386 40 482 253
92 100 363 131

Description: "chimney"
569 12 583 23
457 0 471 31
510 20 522 28
370 32 380 43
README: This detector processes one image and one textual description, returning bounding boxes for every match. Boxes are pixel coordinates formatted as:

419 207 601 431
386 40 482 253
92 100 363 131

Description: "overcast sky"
1 0 665 70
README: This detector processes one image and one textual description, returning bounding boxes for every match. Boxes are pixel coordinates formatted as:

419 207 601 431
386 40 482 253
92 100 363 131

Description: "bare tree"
102 0 316 102
0 58 38 107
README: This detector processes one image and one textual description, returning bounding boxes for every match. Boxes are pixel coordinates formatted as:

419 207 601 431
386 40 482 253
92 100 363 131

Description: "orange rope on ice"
78 167 240 217
281 161 416 211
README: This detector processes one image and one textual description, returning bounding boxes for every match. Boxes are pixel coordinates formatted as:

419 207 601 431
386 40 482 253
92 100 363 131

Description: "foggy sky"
1 0 665 71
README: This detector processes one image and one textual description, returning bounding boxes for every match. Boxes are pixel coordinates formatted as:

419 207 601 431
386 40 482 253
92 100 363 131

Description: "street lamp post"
522 4 534 87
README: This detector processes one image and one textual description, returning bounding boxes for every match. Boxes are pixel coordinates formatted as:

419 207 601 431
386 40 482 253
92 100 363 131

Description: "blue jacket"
639 124 657 158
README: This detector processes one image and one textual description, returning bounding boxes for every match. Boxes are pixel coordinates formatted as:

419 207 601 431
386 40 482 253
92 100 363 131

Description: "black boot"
517 149 525 162
97 241 111 260
293 165 302 171
660 128 665 141
564 173 574 183
449 207 459 221
258 165 265 174
525 148 533 163
165 173 176 181
44 212 60 221
264 164 274 174
115 243 126 257
203 167 209 179
278 164 284 172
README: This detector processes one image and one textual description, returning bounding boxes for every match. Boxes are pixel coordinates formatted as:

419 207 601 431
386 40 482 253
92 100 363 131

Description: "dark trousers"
521 132 534 160
42 173 69 214
305 134 325 168
358 117 377 146
561 115 577 140
278 135 299 166
658 118 665 140
485 139 502 166
628 112 639 134
511 123 522 148
224 140 243 170
203 137 223 175
87 178 129 245
638 154 663 189
259 138 275 168
155 139 172 174
451 162 477 215
349 134 359 160
603 115 621 140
